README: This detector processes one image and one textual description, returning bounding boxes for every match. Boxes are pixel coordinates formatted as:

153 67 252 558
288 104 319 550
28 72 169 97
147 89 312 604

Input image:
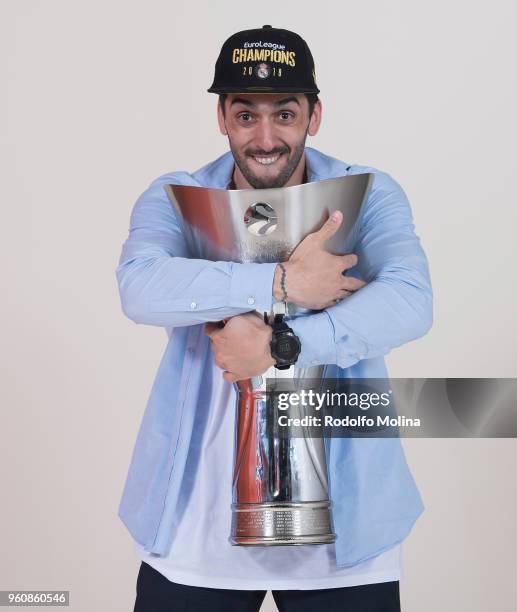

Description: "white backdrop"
1 1 516 610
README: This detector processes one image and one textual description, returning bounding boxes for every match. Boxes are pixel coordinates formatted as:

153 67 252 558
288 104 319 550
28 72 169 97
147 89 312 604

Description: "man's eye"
279 112 294 121
238 113 253 122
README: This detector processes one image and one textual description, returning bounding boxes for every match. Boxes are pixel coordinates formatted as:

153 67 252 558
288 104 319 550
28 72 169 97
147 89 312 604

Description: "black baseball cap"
208 25 320 94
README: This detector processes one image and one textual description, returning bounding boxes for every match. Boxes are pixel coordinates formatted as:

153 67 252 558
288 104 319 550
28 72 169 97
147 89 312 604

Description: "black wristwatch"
267 313 301 370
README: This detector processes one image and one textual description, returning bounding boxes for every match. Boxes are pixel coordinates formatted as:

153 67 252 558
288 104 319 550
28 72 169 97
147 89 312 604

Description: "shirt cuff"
288 311 338 368
229 262 277 313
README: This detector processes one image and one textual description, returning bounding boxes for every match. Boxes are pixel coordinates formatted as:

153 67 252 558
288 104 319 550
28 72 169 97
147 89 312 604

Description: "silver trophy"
165 174 373 545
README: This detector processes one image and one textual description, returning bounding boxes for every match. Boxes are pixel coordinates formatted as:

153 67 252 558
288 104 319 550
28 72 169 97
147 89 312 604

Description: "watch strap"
272 312 290 332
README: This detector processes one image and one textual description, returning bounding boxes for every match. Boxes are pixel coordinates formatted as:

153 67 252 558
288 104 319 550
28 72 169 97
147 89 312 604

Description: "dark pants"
133 561 401 612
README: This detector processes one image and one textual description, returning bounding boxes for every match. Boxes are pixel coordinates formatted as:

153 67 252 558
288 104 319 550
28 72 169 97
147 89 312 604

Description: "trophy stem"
231 374 336 546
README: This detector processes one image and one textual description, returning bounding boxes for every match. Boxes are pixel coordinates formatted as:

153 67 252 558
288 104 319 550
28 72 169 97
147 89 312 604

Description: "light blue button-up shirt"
116 146 433 568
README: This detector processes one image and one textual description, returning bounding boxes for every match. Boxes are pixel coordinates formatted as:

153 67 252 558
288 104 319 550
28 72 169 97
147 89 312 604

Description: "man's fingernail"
331 211 340 221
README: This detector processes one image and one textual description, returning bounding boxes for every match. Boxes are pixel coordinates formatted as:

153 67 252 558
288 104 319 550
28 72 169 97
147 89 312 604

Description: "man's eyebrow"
229 96 301 108
230 97 256 107
274 96 300 107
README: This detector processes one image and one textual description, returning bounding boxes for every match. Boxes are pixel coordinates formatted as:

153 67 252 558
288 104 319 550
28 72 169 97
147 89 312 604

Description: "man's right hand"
272 210 366 310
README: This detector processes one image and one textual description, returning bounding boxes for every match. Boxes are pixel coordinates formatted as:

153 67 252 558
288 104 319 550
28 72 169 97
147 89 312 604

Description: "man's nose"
253 119 276 152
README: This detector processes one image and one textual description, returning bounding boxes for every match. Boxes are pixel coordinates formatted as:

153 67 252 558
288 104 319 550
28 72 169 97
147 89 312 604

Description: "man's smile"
250 152 284 166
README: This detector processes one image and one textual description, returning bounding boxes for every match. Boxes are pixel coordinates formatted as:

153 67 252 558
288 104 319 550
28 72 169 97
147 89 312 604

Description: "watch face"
277 338 296 359
273 333 301 362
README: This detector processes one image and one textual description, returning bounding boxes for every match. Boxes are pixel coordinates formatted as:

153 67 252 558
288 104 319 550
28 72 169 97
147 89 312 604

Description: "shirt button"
247 296 256 305
190 301 197 309
358 354 365 360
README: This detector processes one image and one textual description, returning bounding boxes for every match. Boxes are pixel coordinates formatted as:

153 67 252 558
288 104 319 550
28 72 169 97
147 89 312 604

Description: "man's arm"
116 177 277 327
116 175 357 328
288 170 433 369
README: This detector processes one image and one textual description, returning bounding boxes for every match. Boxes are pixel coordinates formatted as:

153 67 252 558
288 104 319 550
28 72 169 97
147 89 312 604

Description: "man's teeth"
253 154 280 165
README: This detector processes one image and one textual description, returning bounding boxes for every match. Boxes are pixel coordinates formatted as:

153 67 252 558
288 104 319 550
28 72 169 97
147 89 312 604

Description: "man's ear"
308 99 322 137
217 99 228 135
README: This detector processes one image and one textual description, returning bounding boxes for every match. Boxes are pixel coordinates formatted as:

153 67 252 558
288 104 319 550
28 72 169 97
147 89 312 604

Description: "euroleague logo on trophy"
244 202 277 235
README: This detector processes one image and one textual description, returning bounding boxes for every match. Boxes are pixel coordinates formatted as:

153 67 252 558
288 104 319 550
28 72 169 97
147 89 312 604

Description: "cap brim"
207 85 320 94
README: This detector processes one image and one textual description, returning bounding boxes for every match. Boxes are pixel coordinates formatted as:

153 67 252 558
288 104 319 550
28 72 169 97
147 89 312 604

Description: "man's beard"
230 130 308 189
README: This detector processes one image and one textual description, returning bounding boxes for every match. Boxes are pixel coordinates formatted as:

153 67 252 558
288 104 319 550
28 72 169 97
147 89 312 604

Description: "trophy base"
230 501 336 546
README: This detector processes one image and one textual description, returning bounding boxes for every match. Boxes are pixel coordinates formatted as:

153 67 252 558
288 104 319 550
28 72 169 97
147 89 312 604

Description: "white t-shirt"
135 354 402 590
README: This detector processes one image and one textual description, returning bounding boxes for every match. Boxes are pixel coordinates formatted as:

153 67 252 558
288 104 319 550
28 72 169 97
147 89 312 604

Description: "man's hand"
273 210 367 310
204 313 275 383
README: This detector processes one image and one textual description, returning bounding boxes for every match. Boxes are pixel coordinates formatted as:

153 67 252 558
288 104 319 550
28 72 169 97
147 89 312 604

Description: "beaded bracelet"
278 262 288 302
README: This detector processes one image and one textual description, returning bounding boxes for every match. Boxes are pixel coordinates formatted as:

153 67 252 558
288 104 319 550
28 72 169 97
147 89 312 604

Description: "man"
116 25 433 611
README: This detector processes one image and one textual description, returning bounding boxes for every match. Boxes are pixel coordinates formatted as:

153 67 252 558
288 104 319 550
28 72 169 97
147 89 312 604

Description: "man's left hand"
204 313 275 383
